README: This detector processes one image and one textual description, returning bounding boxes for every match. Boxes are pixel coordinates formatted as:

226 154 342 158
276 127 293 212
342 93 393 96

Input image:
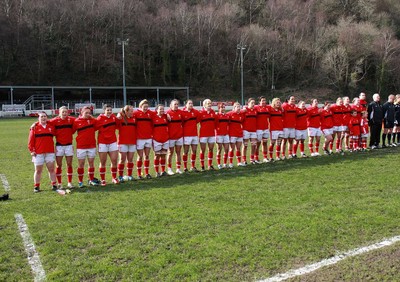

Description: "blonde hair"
203 99 212 107
139 99 149 108
120 105 133 125
58 106 68 117
271 98 281 108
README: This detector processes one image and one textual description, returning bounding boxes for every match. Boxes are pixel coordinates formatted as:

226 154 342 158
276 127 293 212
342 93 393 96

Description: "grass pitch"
1 118 400 281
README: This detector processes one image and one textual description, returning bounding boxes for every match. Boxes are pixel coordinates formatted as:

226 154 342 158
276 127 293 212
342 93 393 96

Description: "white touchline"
15 214 46 282
258 235 400 282
0 174 10 192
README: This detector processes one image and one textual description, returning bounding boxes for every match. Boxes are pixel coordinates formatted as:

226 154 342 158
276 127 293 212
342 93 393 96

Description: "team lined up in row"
28 93 400 192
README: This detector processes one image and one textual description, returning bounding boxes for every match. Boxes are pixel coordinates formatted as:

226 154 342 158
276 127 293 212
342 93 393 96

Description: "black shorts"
384 120 394 128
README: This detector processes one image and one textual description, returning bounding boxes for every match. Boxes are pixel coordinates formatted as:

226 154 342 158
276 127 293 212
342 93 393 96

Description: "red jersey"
198 108 217 137
242 107 258 132
307 106 321 128
360 99 368 110
166 109 183 139
152 114 169 143
351 104 363 119
28 122 55 154
182 108 199 137
50 116 75 146
135 109 153 139
348 116 361 136
361 117 369 134
269 108 284 131
254 105 270 130
73 116 97 149
96 114 119 144
330 104 344 127
118 116 137 145
342 104 352 126
296 108 308 130
320 109 334 129
227 111 244 137
282 103 297 128
216 112 229 135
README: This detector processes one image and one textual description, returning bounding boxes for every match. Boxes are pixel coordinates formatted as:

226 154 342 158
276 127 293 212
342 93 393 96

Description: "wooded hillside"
1 0 400 99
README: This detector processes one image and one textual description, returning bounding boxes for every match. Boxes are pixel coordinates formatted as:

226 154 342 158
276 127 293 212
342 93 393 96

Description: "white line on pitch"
258 235 400 282
0 174 10 192
15 214 46 282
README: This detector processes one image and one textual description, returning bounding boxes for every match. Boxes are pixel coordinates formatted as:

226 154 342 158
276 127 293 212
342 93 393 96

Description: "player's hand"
167 114 171 121
31 152 36 157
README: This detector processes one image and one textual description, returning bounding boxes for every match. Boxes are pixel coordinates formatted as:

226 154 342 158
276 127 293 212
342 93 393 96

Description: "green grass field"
1 118 400 281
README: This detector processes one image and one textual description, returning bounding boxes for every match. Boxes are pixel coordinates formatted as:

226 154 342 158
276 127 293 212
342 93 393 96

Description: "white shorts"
230 136 243 143
32 153 55 166
361 133 369 138
243 130 257 140
216 135 230 144
308 127 322 137
169 137 183 147
200 136 216 144
153 140 169 152
256 129 270 141
340 125 348 132
295 129 308 140
98 142 118 153
118 144 137 153
283 128 296 139
77 148 96 159
270 130 284 140
333 126 341 132
183 136 199 145
137 139 152 150
55 145 74 157
322 128 334 136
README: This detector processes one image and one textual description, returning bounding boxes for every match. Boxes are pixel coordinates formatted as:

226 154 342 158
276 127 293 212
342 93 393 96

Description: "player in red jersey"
198 99 217 171
241 98 258 164
135 99 154 179
227 102 245 167
152 104 169 177
348 109 361 151
181 100 200 172
351 98 363 118
166 99 184 175
117 105 137 182
215 103 230 169
341 96 352 151
293 101 308 157
330 97 344 153
96 104 120 186
320 102 334 155
28 112 57 193
281 96 297 159
307 99 322 157
360 111 369 150
268 98 284 161
73 106 98 187
359 92 368 111
254 96 271 163
50 106 75 189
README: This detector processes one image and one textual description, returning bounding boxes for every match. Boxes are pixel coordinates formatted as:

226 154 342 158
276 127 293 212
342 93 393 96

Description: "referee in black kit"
367 93 383 149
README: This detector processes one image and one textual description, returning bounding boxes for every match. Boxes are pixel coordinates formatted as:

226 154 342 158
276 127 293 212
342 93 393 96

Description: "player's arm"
28 127 36 156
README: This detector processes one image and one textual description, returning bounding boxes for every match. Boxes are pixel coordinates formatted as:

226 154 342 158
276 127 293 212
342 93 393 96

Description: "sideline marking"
0 174 10 192
258 235 400 282
15 213 46 282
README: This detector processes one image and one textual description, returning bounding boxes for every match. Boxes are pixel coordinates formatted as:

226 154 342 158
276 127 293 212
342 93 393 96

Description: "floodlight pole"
237 44 246 105
117 38 129 105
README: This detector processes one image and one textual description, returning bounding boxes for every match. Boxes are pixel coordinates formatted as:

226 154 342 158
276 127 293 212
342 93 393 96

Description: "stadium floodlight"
117 38 129 105
237 44 246 105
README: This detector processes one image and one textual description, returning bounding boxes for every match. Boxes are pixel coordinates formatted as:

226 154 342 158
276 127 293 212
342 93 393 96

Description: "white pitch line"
258 235 400 282
15 214 46 282
0 174 10 192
